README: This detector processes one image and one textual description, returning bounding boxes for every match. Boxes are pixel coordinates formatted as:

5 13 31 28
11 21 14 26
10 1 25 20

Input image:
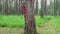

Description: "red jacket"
21 6 26 17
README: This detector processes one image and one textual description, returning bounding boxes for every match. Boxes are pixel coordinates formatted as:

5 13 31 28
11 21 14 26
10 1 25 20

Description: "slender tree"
19 0 21 15
36 0 38 15
19 0 23 15
40 0 44 17
0 0 2 13
5 0 9 15
15 0 19 15
44 0 47 15
40 0 47 17
54 0 57 16
24 0 37 34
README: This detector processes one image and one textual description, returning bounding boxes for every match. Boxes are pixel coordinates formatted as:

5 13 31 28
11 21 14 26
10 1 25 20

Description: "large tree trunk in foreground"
24 0 37 34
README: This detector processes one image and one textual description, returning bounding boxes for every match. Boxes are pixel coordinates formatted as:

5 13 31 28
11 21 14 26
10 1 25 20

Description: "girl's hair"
22 1 26 6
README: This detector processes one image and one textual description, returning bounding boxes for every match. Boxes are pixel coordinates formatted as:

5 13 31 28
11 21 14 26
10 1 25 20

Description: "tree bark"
0 0 1 15
40 0 44 18
15 0 19 15
44 0 47 16
19 0 22 15
36 0 38 15
54 0 57 16
24 0 37 34
5 0 9 15
40 0 47 17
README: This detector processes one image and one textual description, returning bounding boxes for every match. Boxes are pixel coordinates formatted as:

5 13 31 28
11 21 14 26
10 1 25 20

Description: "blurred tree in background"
0 0 60 16
0 0 2 13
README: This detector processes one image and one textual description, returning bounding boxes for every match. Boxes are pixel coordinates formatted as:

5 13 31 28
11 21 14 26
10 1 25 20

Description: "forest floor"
0 27 24 34
0 16 60 34
0 20 60 34
37 20 60 34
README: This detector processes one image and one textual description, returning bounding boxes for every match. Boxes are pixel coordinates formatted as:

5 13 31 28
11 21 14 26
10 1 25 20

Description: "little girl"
21 1 26 17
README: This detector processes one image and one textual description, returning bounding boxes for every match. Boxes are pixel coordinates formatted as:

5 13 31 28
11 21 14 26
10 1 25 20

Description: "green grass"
0 15 24 28
0 15 60 34
51 16 60 29
0 15 52 28
36 16 53 27
36 16 60 34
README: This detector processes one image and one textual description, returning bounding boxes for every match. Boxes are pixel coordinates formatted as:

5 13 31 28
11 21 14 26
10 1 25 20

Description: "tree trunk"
36 0 38 15
40 0 47 17
40 0 44 18
15 0 19 15
19 0 21 15
44 0 47 16
0 0 2 13
24 0 37 34
19 0 23 15
5 0 9 15
54 0 57 16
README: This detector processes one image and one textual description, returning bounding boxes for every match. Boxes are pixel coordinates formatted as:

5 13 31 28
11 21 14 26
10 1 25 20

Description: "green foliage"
0 15 51 28
35 16 53 27
0 15 24 28
0 15 60 34
51 16 60 29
